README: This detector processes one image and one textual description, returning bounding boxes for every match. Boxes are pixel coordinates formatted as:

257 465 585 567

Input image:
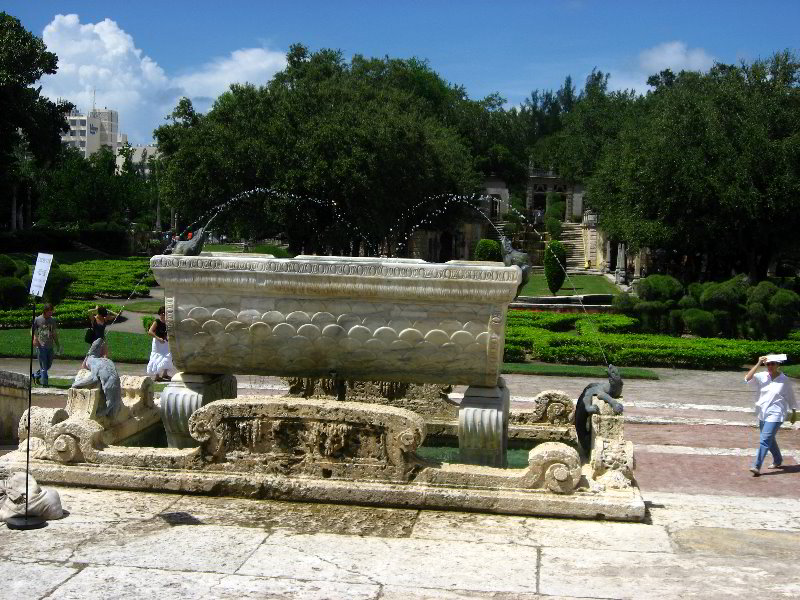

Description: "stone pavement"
1 364 799 598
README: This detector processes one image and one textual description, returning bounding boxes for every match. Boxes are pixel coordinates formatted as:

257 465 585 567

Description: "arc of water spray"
167 187 374 253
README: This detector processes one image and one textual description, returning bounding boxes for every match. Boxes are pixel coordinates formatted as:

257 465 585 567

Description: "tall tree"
0 12 72 228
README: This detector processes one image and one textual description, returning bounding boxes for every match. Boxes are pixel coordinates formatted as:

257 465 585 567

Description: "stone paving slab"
635 452 800 498
410 510 672 553
47 566 381 600
645 491 800 532
539 547 800 599
164 494 419 537
237 531 540 594
70 523 267 574
0 558 78 600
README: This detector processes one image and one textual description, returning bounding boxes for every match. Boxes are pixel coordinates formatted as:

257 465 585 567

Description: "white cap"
765 354 787 364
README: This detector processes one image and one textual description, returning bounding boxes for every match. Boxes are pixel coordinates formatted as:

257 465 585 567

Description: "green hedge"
0 300 121 328
473 239 502 262
505 309 800 369
61 258 155 298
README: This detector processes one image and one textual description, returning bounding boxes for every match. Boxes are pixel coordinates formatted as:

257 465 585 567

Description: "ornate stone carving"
458 378 510 467
527 442 582 494
150 254 520 386
160 373 237 449
188 397 426 482
285 377 456 420
589 403 635 489
19 375 160 464
510 390 575 426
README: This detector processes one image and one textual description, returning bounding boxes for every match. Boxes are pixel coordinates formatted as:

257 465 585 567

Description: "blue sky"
7 1 799 144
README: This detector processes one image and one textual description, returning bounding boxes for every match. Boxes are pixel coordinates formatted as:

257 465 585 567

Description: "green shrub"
677 294 698 309
142 316 155 332
473 239 502 262
668 309 684 335
0 255 17 277
612 292 640 315
543 240 567 295
13 259 29 279
636 275 684 302
682 308 716 337
746 302 768 339
545 217 562 240
634 300 667 332
700 275 748 312
687 282 710 302
503 343 525 363
713 309 735 338
767 289 800 339
0 277 27 309
748 281 780 306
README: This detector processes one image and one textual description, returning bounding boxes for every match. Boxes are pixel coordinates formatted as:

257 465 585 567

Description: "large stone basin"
150 253 521 386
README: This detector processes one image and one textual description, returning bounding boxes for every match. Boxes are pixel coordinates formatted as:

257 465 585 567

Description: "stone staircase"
558 223 585 269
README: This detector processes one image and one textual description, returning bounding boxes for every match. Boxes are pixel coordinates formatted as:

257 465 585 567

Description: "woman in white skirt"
146 306 175 381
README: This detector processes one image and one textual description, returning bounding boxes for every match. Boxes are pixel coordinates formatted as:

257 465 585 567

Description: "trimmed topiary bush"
677 294 698 309
0 277 28 309
543 240 567 295
682 308 716 338
0 255 17 277
473 239 502 262
612 292 640 315
668 309 685 335
545 217 562 240
636 274 684 302
700 275 749 312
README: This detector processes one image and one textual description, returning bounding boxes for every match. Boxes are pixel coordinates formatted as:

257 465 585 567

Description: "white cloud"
639 41 715 74
607 41 716 94
39 14 286 143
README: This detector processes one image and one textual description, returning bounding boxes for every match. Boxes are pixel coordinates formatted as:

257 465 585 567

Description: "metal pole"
25 298 35 520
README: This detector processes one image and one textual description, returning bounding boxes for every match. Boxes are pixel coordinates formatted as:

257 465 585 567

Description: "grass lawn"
520 274 620 297
501 362 659 379
32 377 167 392
0 329 151 363
121 300 164 314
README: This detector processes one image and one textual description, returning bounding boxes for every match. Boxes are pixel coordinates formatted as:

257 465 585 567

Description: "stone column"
603 240 612 273
160 373 237 449
0 371 28 444
458 377 510 467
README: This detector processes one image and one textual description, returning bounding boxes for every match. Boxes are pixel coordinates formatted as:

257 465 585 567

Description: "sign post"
6 253 52 530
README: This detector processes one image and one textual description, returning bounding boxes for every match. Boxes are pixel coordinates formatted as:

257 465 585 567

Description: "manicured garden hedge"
0 329 149 363
0 300 121 328
61 258 156 298
504 309 800 369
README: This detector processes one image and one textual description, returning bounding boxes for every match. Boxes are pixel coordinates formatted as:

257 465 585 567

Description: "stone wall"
0 371 28 444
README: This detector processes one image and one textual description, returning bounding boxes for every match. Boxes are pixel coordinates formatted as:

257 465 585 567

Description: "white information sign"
29 253 54 297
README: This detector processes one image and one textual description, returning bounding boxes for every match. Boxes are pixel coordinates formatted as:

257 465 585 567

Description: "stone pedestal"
0 371 28 444
458 377 509 467
160 373 237 449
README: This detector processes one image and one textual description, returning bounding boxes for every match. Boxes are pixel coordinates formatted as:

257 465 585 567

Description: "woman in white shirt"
744 355 798 476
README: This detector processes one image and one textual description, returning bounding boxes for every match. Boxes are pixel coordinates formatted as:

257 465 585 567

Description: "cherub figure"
574 364 624 458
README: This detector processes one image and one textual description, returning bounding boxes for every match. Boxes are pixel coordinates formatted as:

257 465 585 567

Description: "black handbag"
84 327 96 344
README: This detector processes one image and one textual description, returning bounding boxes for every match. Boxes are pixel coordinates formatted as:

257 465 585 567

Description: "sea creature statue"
72 339 122 418
574 364 624 459
165 227 208 256
500 236 531 297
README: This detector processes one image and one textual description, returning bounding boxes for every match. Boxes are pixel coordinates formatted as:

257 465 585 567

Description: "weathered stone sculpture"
73 339 121 418
0 472 63 523
500 236 531 298
574 364 624 459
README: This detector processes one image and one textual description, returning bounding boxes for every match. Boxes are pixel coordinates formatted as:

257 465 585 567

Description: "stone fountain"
1 252 644 521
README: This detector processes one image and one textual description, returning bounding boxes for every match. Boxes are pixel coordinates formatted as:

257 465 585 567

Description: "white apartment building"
61 108 128 158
